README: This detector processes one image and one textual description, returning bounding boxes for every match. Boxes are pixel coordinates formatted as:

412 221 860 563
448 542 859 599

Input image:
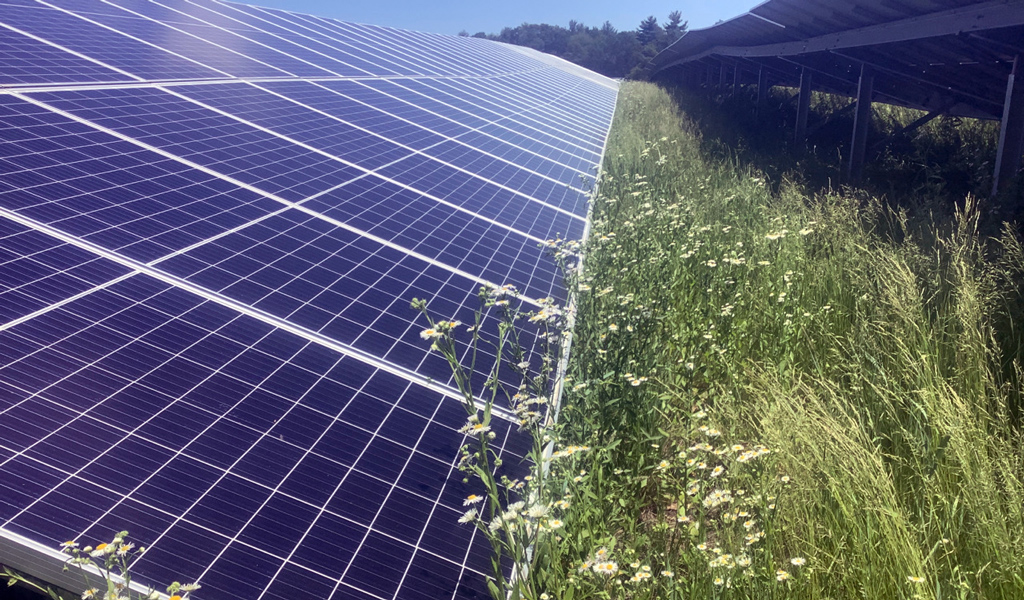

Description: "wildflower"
710 466 725 478
89 543 113 558
593 561 618 575
460 422 491 437
776 569 790 581
657 460 671 470
790 557 806 567
116 543 134 556
180 584 201 593
714 577 725 586
907 576 926 584
608 323 618 332
662 570 674 578
419 328 441 340
554 500 571 510
697 543 707 551
578 559 594 573
526 505 548 519
82 590 99 600
736 555 752 567
781 475 791 483
547 519 563 529
799 227 814 236
594 547 610 559
60 541 79 551
458 509 478 523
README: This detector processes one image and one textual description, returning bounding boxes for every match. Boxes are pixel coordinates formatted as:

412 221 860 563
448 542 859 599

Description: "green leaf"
486 579 502 600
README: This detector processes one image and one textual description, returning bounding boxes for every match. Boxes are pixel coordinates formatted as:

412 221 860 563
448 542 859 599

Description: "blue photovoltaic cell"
0 4 221 81
388 78 603 162
30 87 367 203
168 82 415 169
0 216 132 324
298 176 566 298
0 1 617 598
0 24 133 85
0 274 529 600
62 10 297 78
0 95 282 262
262 79 456 149
153 209 541 386
375 153 589 232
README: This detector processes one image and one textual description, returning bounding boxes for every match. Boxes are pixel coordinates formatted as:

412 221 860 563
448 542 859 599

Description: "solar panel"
0 1 618 599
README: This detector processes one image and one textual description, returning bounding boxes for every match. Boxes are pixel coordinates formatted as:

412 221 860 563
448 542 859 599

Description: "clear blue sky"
239 0 763 37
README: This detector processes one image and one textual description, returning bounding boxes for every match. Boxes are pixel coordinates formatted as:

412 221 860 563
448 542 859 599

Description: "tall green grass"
545 81 1024 600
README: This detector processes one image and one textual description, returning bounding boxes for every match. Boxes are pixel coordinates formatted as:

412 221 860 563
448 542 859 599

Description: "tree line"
458 12 686 79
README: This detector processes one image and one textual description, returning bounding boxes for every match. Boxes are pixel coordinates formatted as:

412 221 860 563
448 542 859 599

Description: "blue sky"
240 0 763 37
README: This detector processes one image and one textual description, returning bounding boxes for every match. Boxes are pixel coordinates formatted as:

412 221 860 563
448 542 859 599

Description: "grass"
433 81 1024 600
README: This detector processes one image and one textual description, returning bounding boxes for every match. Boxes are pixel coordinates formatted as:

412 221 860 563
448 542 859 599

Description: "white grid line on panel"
157 210 519 377
359 77 599 172
171 0 387 78
451 75 609 146
187 80 579 231
418 77 605 155
0 312 474 527
0 349 491 599
150 0 381 77
0 271 138 334
329 379 471 600
11 91 537 305
485 72 614 135
251 371 413 600
253 79 590 193
96 0 357 79
89 0 313 78
403 76 604 155
31 0 237 80
0 287 505 588
0 20 143 82
155 84 583 222
220 1 444 78
250 6 451 77
0 70 553 94
247 80 590 202
331 21 485 77
0 205 516 421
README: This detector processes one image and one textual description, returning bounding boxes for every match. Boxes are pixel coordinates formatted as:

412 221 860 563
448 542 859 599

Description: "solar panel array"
0 1 618 599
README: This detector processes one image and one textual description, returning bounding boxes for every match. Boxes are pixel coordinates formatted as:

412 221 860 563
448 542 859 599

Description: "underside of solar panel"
0 0 618 598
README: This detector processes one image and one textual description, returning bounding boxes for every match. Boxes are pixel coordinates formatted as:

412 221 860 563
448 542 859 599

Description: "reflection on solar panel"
0 0 618 598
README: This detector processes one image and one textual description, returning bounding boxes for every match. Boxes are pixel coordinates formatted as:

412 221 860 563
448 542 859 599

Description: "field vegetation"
428 81 1024 600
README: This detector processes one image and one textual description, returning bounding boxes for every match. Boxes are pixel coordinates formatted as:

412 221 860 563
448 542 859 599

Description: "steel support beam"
757 66 769 113
869 99 955 153
847 64 875 183
993 55 1024 195
795 68 812 141
732 63 741 96
656 0 1024 68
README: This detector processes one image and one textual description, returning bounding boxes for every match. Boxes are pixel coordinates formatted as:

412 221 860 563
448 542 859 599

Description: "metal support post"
994 55 1024 195
847 64 875 183
732 64 741 97
757 66 768 117
795 67 811 141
